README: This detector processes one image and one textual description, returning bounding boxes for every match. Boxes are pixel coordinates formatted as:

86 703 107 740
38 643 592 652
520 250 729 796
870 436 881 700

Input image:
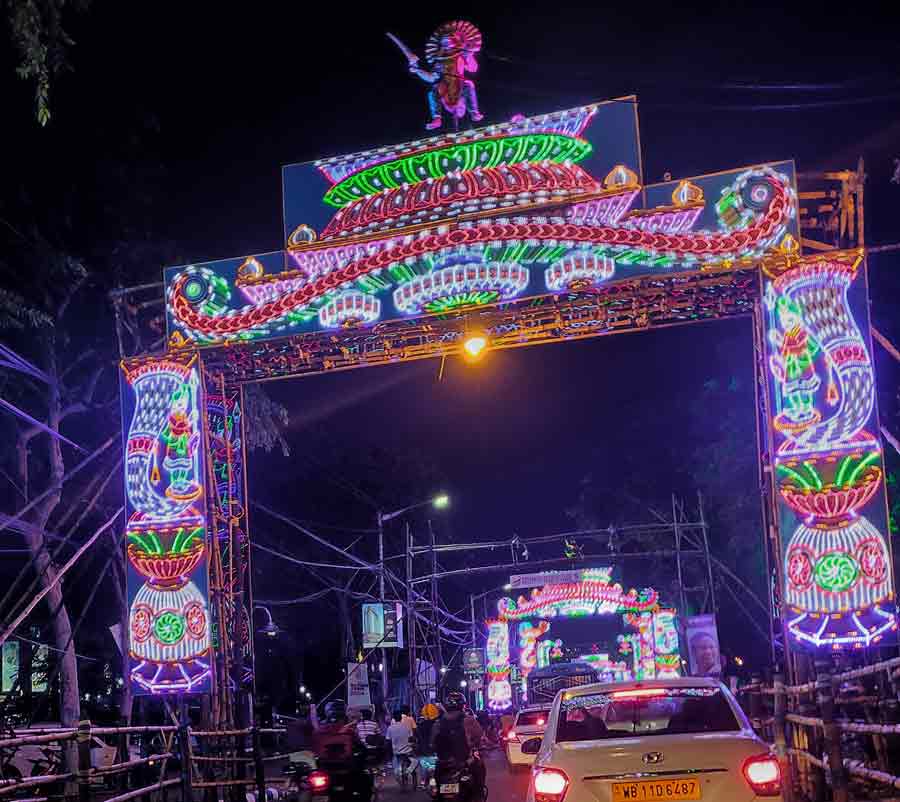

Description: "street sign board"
362 602 404 649
462 648 485 674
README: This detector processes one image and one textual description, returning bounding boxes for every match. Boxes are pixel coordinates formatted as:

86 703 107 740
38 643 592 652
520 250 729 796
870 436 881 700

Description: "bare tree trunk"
109 534 133 724
14 339 81 733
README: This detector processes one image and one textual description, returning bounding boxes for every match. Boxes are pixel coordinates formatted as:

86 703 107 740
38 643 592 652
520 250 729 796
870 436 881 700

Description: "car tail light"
611 688 667 699
308 771 330 792
742 754 781 797
537 718 545 726
533 768 568 802
506 729 519 742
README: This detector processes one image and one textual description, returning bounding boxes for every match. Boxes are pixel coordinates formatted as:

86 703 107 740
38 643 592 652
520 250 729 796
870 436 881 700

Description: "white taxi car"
505 706 551 771
523 678 782 802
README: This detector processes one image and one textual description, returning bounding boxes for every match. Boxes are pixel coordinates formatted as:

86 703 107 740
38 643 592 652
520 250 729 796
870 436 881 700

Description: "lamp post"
254 605 280 638
376 494 450 707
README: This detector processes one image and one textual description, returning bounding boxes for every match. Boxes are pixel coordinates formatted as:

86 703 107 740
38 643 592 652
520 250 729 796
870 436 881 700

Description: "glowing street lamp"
254 606 280 638
462 330 490 362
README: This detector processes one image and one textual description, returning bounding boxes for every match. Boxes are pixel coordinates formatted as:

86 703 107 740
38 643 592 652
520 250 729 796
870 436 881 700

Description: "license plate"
440 783 460 794
611 779 701 801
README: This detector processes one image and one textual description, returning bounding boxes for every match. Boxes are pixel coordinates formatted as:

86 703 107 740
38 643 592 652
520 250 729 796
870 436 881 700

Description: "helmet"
324 700 347 723
421 703 440 721
444 691 465 712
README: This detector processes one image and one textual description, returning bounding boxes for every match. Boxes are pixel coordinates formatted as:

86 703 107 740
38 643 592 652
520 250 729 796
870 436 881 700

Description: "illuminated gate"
118 93 894 722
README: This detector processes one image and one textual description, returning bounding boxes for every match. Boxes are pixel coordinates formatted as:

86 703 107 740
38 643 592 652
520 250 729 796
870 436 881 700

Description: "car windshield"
516 710 549 727
556 687 740 742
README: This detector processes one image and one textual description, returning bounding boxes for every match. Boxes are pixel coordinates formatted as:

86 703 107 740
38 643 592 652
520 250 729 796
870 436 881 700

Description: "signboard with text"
362 602 404 649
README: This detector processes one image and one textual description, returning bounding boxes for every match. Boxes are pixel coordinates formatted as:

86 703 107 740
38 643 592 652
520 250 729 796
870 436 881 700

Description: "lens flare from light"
534 769 568 796
462 334 489 361
744 756 780 785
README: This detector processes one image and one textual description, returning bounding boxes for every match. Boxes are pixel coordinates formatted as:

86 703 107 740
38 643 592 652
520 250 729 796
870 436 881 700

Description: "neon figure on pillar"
485 619 512 711
765 254 895 649
122 356 211 694
388 21 483 130
769 296 822 433
518 620 549 700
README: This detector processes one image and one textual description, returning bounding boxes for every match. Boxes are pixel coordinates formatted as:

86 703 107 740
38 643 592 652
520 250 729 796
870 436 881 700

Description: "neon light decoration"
652 610 681 678
545 251 615 292
498 573 658 620
577 653 629 682
536 638 563 669
485 619 512 711
318 291 381 328
488 569 679 684
518 620 550 696
121 355 211 694
394 263 529 315
764 252 896 648
165 95 797 347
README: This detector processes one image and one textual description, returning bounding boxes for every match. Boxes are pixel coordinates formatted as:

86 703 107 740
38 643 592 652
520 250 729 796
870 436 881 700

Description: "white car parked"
523 677 782 802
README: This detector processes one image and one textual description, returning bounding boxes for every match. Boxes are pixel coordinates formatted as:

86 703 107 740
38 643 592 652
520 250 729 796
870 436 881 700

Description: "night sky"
3 1 900 692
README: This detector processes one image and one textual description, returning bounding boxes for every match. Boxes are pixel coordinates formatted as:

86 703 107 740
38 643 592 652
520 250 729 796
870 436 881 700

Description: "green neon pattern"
776 464 814 490
425 290 500 314
323 134 593 207
813 552 859 593
127 531 163 554
845 451 880 487
154 612 186 645
171 526 204 554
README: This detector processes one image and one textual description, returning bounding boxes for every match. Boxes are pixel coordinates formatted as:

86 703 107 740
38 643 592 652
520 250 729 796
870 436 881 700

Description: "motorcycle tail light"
534 768 568 802
742 754 781 797
308 771 330 792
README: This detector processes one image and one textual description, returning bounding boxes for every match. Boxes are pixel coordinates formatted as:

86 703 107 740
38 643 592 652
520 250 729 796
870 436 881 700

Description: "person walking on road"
387 710 416 783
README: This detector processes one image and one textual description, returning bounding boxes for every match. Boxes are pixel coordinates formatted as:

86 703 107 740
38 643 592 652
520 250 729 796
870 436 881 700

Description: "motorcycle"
428 753 487 802
303 744 375 802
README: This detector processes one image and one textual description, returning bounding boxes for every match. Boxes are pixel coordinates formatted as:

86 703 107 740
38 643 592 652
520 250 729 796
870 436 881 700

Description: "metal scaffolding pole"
406 523 416 710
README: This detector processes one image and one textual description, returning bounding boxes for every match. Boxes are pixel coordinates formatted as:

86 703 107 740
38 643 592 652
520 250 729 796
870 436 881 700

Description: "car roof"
516 705 551 714
561 677 722 698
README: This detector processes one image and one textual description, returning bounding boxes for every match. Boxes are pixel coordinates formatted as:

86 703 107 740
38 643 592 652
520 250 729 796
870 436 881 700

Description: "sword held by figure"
386 32 420 66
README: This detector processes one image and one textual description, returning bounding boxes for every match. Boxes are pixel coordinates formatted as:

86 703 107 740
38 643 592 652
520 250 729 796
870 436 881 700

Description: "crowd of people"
285 692 495 795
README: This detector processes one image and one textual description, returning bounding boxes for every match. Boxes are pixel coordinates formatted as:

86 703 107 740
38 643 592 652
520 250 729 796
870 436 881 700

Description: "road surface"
378 747 529 802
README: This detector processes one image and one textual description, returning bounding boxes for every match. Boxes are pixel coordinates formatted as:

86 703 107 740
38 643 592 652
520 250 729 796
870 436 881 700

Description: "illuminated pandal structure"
121 356 212 694
115 48 891 721
764 253 894 648
484 569 681 708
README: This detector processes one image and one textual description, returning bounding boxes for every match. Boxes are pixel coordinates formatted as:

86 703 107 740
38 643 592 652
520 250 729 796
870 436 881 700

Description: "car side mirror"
520 737 542 755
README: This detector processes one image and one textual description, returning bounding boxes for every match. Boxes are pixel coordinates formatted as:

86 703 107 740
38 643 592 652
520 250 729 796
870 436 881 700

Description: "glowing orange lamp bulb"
462 331 489 361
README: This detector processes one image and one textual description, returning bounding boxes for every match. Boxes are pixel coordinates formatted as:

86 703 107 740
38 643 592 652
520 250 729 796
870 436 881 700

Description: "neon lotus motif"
393 262 529 314
777 452 882 525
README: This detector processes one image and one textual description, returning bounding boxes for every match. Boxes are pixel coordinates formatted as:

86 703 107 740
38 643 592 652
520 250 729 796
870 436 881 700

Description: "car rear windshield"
556 687 740 742
516 710 549 727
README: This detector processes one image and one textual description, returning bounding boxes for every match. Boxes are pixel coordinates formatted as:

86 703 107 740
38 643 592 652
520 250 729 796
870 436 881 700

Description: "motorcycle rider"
430 692 485 800
312 700 373 799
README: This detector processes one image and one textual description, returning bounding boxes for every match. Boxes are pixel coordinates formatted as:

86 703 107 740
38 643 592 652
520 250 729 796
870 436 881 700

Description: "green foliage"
6 0 90 125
